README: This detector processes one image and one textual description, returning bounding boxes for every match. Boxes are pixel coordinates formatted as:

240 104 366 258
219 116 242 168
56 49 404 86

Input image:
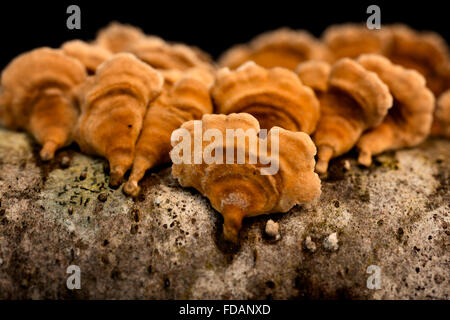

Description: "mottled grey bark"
0 128 448 299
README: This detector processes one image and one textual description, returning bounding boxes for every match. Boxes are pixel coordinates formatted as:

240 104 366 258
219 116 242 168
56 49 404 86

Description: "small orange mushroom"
386 24 450 96
322 23 393 61
296 58 393 173
124 36 213 71
356 54 435 166
170 113 321 243
96 22 145 53
74 53 164 187
431 90 450 138
123 68 214 197
218 28 331 70
211 61 320 133
0 47 87 160
61 40 113 74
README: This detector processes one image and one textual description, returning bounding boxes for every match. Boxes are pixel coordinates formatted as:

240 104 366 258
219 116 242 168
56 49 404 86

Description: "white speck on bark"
154 196 163 205
304 236 317 252
344 160 351 171
265 219 280 240
323 232 339 251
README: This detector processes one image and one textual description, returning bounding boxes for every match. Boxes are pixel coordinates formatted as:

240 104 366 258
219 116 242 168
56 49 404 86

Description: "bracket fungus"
62 40 113 74
322 24 393 61
96 22 145 53
74 53 164 187
170 113 321 243
295 60 331 93
431 90 450 138
0 47 87 160
123 68 214 197
124 36 213 71
211 61 320 133
218 28 331 70
296 58 393 174
386 24 450 96
356 54 435 166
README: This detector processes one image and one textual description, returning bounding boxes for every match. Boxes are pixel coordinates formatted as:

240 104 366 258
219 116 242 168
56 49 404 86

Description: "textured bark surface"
0 128 448 299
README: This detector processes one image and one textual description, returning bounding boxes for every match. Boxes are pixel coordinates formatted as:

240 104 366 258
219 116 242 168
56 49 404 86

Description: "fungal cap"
329 58 393 128
295 60 331 92
125 37 213 71
388 24 450 95
170 68 215 118
432 90 450 137
171 113 321 242
0 88 13 128
122 67 214 197
182 67 215 88
76 53 163 186
1 47 86 131
389 24 450 71
312 57 393 173
356 54 435 165
96 21 145 53
62 40 113 73
1 48 87 105
219 28 331 70
211 61 320 133
322 23 393 60
0 47 87 156
159 69 185 88
358 54 435 136
87 53 164 106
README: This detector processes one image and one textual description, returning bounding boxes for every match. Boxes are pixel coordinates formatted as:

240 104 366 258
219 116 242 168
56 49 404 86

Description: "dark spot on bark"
101 255 109 265
133 210 140 222
98 193 108 202
164 278 170 288
130 224 138 234
60 156 71 168
110 269 121 280
359 191 370 202
103 162 110 174
396 227 404 241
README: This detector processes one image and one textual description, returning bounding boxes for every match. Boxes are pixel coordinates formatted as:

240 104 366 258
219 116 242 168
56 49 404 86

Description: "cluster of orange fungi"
1 22 448 242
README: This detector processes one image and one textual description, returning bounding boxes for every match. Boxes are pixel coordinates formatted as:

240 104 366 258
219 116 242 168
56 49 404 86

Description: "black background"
0 0 448 69
0 300 442 318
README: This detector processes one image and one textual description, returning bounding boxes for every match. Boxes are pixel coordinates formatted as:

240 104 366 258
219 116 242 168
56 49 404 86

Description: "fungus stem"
316 145 334 174
222 207 244 244
123 157 156 197
40 141 58 161
358 149 373 167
